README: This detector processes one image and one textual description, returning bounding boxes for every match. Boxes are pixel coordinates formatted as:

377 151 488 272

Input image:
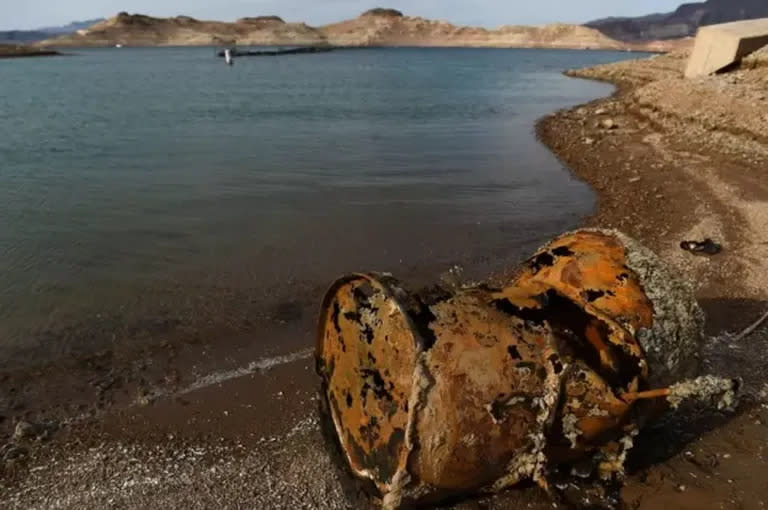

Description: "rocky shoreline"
2 50 768 509
537 48 768 509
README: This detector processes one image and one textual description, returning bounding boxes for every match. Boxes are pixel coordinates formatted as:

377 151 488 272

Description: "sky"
1 0 689 31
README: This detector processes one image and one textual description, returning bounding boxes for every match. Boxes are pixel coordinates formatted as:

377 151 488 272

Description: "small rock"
13 421 40 442
13 420 59 443
584 137 595 145
595 108 607 115
575 108 587 117
601 119 618 130
1 443 28 461
677 485 686 492
629 177 642 184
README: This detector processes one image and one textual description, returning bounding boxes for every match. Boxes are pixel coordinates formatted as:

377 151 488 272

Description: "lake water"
0 47 645 367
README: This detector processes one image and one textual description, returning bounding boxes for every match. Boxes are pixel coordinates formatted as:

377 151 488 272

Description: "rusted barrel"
316 229 704 509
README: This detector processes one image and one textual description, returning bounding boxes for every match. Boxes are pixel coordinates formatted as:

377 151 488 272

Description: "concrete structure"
686 18 768 78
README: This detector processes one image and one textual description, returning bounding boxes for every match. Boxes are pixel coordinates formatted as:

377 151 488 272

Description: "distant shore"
40 10 685 52
0 44 59 58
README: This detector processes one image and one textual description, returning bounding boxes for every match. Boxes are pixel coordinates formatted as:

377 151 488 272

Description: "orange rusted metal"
316 229 707 509
316 274 421 493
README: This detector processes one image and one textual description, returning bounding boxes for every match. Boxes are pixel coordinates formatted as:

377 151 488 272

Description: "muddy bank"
3 49 768 509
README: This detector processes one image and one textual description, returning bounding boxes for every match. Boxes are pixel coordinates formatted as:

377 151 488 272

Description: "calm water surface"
0 47 645 365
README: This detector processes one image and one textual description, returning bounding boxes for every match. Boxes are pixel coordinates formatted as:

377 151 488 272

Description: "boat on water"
224 48 233 66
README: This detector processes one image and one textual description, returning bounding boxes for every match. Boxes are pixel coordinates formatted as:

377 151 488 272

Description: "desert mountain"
42 8 656 50
321 8 625 49
48 12 325 46
587 0 768 41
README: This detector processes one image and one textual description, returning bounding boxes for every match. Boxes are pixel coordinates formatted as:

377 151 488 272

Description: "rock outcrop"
41 9 663 50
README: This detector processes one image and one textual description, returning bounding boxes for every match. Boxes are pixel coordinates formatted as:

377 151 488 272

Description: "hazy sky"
2 0 688 31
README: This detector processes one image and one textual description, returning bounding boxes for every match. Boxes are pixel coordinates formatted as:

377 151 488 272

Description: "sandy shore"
3 50 768 509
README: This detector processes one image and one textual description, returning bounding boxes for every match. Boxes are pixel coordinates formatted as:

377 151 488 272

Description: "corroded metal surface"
316 274 420 492
496 230 654 385
316 230 716 509
412 292 558 491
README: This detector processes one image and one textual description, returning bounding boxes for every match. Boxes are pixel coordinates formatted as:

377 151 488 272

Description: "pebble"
13 421 38 441
12 420 56 443
1 443 28 461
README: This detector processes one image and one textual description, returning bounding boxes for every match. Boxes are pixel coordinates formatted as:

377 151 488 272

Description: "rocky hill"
587 0 768 41
45 12 326 46
42 9 665 50
322 8 626 49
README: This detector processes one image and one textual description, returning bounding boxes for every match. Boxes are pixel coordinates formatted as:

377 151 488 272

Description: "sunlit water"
0 47 646 366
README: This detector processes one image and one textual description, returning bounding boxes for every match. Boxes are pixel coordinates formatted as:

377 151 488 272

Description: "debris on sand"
666 375 739 410
680 239 722 256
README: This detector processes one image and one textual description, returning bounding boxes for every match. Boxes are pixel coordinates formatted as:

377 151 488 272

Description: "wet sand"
3 50 768 508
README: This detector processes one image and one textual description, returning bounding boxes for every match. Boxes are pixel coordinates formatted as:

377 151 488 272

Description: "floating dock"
217 46 334 58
